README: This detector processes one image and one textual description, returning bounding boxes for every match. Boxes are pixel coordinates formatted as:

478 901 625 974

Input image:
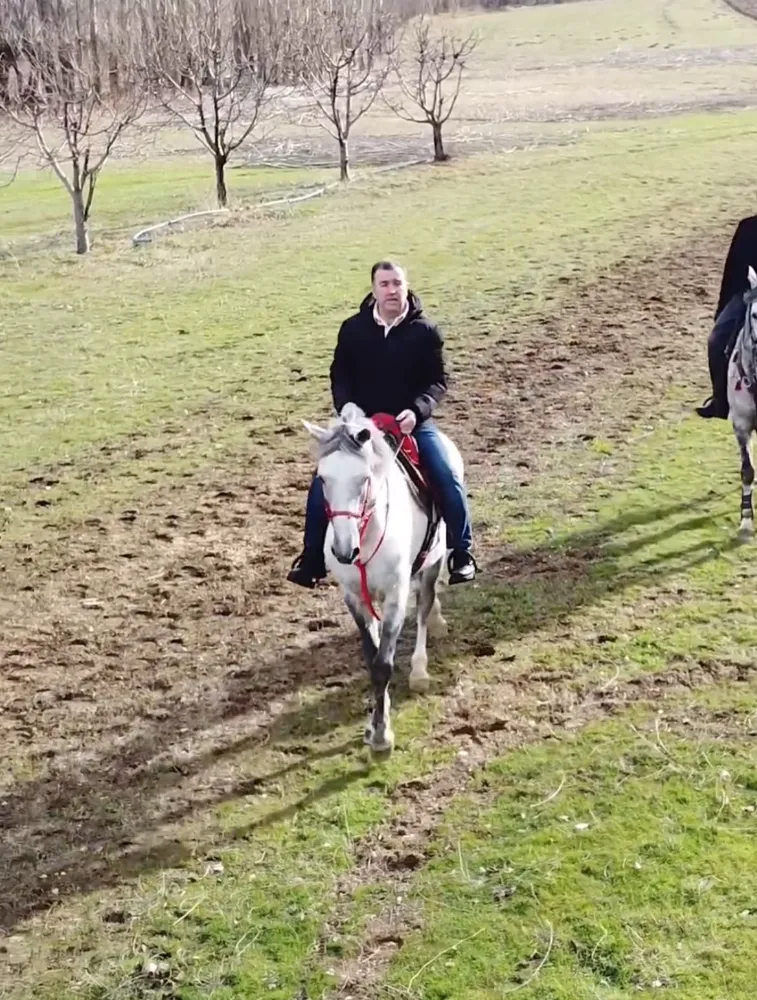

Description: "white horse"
727 266 757 537
303 403 462 752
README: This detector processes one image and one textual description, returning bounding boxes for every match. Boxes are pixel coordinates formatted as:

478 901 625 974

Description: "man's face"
373 265 408 319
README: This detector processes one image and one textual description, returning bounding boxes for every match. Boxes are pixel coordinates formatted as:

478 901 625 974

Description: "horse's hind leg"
428 593 448 638
366 578 410 753
735 421 755 536
410 559 443 693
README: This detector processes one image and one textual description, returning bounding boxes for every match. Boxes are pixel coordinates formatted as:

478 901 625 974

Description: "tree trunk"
72 185 90 254
89 0 101 96
215 155 228 207
432 121 448 162
338 137 351 182
108 52 119 94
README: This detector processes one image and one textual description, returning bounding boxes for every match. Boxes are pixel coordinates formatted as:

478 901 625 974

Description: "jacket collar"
373 300 409 336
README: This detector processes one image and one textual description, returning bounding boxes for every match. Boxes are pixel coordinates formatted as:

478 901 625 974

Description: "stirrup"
448 550 477 582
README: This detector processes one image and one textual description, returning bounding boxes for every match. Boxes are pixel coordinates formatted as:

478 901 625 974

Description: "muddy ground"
0 228 729 934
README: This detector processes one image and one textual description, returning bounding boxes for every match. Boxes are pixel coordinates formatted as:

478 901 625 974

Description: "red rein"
324 478 389 621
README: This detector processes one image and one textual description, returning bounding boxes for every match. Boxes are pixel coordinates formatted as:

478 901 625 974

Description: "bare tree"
139 0 284 208
386 14 477 162
0 0 145 253
299 0 395 182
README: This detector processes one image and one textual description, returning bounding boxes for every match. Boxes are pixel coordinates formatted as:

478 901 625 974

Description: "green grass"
336 417 757 998
443 409 757 703
380 710 757 999
12 704 455 1000
0 160 335 244
3 109 757 543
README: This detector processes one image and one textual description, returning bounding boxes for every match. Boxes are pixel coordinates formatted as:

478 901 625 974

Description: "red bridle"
324 476 390 621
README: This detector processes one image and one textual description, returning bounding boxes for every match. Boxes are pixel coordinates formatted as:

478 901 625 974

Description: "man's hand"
396 409 417 435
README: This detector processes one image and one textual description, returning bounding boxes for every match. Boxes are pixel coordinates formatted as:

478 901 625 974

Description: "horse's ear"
303 420 328 441
340 402 366 423
748 266 757 290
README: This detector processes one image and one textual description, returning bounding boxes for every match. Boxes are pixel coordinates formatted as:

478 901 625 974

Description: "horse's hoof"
365 716 394 752
409 671 431 694
370 730 394 754
738 518 754 539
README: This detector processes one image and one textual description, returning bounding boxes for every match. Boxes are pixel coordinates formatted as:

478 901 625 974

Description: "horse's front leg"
366 576 410 753
734 418 755 537
344 590 380 669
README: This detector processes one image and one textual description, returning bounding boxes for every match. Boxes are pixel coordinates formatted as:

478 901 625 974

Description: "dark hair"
371 259 405 282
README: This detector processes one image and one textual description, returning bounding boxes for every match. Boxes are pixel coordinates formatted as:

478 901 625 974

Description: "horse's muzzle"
332 545 360 566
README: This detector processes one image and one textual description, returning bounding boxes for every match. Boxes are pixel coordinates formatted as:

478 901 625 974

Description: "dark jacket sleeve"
330 320 353 414
410 323 448 423
716 219 752 318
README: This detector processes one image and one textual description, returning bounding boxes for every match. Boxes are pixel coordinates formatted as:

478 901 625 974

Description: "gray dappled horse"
303 403 461 752
727 266 757 537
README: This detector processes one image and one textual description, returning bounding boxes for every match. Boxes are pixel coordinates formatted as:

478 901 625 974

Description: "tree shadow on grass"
0 490 737 932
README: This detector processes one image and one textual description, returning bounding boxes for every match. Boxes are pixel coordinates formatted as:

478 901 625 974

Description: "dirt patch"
241 130 579 169
0 226 727 932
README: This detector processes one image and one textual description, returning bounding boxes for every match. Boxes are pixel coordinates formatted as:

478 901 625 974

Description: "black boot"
698 337 730 420
448 550 477 584
286 549 327 589
695 396 729 420
696 361 729 419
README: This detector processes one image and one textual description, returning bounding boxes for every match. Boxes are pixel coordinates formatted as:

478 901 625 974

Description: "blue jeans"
302 419 472 563
414 420 472 551
304 474 328 562
708 293 746 397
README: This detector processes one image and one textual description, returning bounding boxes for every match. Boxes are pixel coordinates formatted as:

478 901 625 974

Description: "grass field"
3 0 757 997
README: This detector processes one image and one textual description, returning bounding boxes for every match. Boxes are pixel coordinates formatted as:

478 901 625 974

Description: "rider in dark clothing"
697 215 757 419
287 260 477 589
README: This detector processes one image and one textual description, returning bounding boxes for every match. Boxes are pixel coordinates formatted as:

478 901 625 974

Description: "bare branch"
0 132 22 189
34 119 75 197
0 156 20 188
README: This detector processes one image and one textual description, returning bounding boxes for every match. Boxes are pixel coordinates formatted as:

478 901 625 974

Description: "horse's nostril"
332 545 360 566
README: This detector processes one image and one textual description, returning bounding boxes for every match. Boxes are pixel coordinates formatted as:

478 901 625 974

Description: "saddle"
370 412 442 575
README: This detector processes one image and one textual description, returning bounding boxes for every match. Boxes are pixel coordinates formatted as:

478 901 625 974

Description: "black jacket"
329 291 447 424
716 215 757 317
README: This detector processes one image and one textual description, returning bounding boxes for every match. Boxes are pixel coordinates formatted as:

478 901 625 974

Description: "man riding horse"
287 259 477 588
697 214 757 420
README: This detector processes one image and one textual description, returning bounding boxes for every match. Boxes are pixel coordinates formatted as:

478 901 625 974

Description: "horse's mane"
316 405 395 470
